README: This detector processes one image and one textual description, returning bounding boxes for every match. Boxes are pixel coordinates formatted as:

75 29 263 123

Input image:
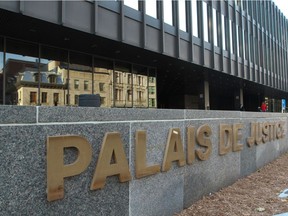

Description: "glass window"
222 15 227 50
115 62 132 108
149 98 155 107
99 83 105 92
179 0 187 32
41 92 48 104
94 58 113 108
250 35 254 62
203 2 209 42
41 46 68 106
124 0 139 10
133 65 148 108
238 26 243 58
30 92 37 104
74 95 79 105
192 0 199 37
163 0 173 26
127 90 132 101
148 68 157 108
84 80 89 91
69 52 92 105
243 29 247 60
74 80 79 89
53 93 59 106
213 9 218 47
146 0 157 18
6 39 39 105
230 20 234 54
236 25 239 56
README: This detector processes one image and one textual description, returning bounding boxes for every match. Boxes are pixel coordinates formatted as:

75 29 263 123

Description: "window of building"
238 26 243 58
127 74 132 84
146 0 157 18
115 72 122 84
243 29 247 60
74 80 79 90
222 15 227 50
84 80 88 90
124 0 138 10
70 51 93 100
255 37 259 65
203 2 209 42
149 77 155 83
41 46 68 107
163 0 173 26
53 93 59 106
149 86 155 95
179 0 187 32
137 91 143 101
34 73 40 82
250 35 254 62
213 9 218 47
41 92 47 103
49 75 56 84
230 20 234 54
115 89 122 101
192 0 199 37
149 98 155 107
74 95 79 105
66 94 70 105
30 92 37 104
99 83 105 92
5 39 39 105
236 25 239 57
137 76 143 86
127 90 132 101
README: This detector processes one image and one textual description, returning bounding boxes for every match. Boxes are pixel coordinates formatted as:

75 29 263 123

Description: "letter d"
47 135 92 201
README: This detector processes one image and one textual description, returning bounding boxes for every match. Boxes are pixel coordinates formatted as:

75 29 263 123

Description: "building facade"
0 0 287 111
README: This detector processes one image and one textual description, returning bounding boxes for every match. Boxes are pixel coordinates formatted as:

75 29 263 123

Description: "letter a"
90 132 131 190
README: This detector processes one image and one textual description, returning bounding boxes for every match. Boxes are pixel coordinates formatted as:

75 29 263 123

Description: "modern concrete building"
0 0 287 111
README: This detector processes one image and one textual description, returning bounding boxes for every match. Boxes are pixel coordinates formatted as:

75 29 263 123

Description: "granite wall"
0 106 287 216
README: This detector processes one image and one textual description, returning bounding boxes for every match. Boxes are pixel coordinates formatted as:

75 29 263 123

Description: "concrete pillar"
204 81 210 110
240 88 243 105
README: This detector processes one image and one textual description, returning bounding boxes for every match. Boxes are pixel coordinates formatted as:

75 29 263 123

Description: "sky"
273 0 288 19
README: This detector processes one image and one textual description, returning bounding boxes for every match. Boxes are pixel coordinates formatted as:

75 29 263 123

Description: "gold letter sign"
135 131 161 178
90 132 131 190
162 128 186 172
47 135 92 201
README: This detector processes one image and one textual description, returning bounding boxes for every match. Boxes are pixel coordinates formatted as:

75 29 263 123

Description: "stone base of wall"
1 106 287 216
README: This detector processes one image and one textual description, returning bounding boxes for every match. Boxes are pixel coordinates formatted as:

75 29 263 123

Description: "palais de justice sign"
46 121 285 201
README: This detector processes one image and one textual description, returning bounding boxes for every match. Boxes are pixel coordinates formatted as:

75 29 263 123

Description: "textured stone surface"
0 105 36 124
0 123 130 216
183 119 241 208
240 120 257 177
185 109 241 119
38 107 184 122
129 121 185 216
1 106 288 216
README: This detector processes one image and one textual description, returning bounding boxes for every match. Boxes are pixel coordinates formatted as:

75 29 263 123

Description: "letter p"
47 135 92 201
